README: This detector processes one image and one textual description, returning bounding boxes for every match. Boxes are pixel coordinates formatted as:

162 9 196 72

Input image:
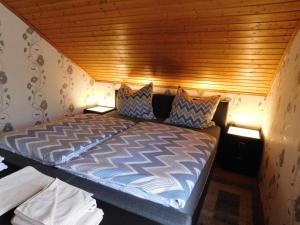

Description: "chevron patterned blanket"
59 122 216 209
0 114 135 165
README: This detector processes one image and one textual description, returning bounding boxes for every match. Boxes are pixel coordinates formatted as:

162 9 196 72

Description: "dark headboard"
115 91 229 128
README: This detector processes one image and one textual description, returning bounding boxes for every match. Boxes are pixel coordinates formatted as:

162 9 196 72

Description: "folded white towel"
0 162 7 172
76 208 104 225
12 208 104 225
0 166 54 216
14 178 97 225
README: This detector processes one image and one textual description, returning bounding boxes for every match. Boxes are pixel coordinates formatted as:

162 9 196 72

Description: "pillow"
117 83 155 119
165 87 220 129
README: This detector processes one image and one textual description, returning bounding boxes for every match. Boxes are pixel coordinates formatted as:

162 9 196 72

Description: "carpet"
198 168 265 225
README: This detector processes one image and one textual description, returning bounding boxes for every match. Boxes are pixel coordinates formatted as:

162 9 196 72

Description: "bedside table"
219 126 263 176
83 106 116 115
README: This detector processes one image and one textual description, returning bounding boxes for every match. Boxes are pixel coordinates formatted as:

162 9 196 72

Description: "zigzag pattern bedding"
166 88 220 129
59 122 216 209
0 114 135 165
117 83 155 119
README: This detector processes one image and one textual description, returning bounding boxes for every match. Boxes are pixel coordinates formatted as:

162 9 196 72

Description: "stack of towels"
0 155 7 172
0 166 104 225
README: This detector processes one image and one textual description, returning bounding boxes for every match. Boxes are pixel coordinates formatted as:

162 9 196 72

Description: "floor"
198 167 265 225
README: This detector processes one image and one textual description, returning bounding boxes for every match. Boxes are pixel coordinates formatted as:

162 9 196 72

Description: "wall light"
84 105 115 114
227 126 261 139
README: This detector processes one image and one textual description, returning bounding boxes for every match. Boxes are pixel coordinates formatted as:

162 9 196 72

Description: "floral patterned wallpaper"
0 18 12 132
58 55 75 116
260 30 300 225
0 3 97 130
23 27 49 125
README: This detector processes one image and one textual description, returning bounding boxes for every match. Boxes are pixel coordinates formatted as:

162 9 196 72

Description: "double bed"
0 93 228 225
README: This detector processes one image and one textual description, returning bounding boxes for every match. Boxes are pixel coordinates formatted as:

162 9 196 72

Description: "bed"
0 93 228 225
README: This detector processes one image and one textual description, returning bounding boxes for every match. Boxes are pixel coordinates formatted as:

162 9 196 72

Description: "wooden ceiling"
2 0 300 95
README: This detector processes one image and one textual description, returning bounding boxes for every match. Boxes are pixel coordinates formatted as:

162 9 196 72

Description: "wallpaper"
260 30 300 225
0 17 13 132
0 3 97 130
23 27 49 125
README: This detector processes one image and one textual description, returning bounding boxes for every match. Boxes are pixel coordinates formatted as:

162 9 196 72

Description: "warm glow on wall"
95 91 114 107
228 95 265 128
232 113 261 128
97 95 115 108
85 95 96 107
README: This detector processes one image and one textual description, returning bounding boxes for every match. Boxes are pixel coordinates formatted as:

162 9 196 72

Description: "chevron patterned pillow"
117 83 155 119
166 88 220 129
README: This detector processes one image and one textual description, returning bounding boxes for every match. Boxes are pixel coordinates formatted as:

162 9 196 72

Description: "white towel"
0 156 4 162
0 162 7 172
76 208 104 225
0 166 54 216
14 178 97 225
12 208 104 225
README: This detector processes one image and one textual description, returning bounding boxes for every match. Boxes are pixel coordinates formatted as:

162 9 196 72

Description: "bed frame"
0 93 229 225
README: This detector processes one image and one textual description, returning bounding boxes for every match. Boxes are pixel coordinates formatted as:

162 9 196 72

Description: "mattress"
59 121 218 209
0 114 135 165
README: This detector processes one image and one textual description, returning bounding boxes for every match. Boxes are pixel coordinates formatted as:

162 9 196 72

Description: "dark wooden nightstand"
219 126 263 176
83 106 116 115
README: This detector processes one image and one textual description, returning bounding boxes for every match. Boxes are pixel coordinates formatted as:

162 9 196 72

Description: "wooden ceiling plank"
62 48 285 55
11 0 297 14
66 53 282 60
84 69 275 77
71 58 280 65
35 11 300 29
45 29 295 41
24 1 300 25
91 75 271 86
55 42 288 49
53 37 291 46
84 70 275 80
41 21 298 36
79 62 278 69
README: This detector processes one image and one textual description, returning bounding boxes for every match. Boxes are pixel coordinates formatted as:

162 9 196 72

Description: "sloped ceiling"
2 0 300 95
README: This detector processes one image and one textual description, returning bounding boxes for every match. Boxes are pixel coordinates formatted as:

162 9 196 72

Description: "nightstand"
83 106 116 115
219 125 263 176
